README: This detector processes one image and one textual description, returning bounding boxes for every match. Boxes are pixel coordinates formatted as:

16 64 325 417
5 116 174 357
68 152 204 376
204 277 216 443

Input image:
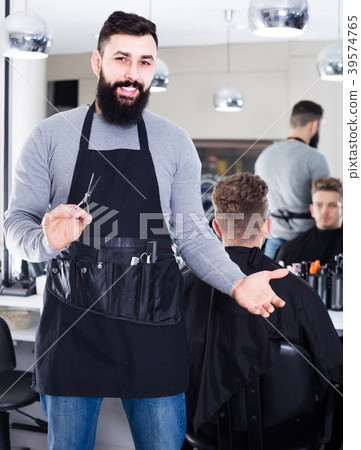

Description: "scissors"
68 172 101 219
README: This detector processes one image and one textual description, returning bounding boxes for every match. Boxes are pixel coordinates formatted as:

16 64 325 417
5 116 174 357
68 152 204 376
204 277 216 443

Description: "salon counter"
0 291 343 341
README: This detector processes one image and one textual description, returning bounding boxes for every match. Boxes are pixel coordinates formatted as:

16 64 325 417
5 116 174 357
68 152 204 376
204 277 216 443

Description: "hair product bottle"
317 264 330 308
330 254 343 311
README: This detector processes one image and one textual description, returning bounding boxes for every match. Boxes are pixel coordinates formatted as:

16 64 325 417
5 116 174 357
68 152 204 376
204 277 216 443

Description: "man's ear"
310 204 315 218
91 49 102 78
310 119 319 136
212 219 222 238
262 218 272 238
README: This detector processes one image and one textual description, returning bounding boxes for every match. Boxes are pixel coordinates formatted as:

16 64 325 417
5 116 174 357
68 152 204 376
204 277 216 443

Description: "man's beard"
96 71 150 126
309 130 319 149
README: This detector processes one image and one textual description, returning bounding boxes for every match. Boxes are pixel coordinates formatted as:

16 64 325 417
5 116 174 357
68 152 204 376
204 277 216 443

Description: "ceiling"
10 0 342 56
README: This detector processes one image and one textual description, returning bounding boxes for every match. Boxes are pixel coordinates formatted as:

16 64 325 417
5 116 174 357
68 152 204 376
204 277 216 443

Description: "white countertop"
0 293 43 310
327 309 343 332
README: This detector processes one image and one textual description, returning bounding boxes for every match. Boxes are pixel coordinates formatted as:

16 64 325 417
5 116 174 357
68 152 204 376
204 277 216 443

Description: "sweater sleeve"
307 151 333 180
169 132 245 296
3 126 62 262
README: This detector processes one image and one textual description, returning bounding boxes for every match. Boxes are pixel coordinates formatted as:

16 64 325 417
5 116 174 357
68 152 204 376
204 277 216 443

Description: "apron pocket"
111 258 181 325
111 263 141 320
153 257 182 324
47 252 182 325
74 259 111 314
47 258 72 303
139 263 155 322
47 258 112 315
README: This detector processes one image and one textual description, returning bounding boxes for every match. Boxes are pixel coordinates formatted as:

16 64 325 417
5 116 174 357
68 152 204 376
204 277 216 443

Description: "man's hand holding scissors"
42 173 100 250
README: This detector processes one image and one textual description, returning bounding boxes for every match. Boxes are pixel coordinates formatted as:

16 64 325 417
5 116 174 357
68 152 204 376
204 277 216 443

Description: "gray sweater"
4 105 244 296
255 140 332 240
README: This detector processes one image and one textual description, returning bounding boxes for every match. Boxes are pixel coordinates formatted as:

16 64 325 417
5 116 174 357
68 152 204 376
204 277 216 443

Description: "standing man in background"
255 100 332 258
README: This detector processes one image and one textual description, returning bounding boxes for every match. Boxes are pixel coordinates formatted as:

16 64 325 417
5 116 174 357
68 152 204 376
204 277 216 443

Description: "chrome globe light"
214 84 244 112
248 0 309 38
3 10 52 59
317 42 343 81
150 58 170 92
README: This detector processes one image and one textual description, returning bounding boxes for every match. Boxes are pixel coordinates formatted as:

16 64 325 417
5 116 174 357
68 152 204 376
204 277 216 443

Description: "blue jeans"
264 237 287 259
40 393 186 450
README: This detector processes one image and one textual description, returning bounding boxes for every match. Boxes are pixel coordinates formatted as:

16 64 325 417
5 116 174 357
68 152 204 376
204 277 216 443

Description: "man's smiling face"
91 33 157 125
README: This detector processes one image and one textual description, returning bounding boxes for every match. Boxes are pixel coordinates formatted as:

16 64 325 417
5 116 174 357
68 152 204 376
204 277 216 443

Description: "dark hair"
98 11 158 55
290 100 323 128
212 172 269 239
312 177 343 197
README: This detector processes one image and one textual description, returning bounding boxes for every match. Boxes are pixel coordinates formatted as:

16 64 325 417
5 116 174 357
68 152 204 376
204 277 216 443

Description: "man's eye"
140 60 151 65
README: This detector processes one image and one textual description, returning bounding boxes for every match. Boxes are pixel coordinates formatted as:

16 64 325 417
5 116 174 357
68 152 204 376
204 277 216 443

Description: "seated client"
275 177 343 266
183 172 343 433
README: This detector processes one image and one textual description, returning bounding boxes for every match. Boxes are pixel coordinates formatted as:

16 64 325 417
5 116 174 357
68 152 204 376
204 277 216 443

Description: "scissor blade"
88 176 101 197
87 173 95 193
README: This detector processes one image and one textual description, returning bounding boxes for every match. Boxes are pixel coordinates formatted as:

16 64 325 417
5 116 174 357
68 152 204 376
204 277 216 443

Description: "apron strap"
79 101 96 152
137 118 149 152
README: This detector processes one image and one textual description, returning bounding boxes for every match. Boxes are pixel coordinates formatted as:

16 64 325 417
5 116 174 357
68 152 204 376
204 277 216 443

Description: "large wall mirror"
1 0 343 294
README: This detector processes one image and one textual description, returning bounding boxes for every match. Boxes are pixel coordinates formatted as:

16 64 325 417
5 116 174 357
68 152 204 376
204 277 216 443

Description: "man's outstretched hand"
232 269 288 318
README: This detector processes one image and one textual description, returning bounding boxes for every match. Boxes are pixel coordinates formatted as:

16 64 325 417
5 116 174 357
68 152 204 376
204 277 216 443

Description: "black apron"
33 103 188 398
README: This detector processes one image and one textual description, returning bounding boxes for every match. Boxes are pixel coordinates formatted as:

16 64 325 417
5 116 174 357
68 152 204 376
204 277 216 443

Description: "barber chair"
0 316 47 450
185 342 340 450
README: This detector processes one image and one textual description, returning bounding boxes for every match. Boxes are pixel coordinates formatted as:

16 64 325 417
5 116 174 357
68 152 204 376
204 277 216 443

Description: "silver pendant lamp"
317 0 342 81
151 58 170 92
213 10 244 112
148 0 170 92
2 0 52 59
248 0 309 38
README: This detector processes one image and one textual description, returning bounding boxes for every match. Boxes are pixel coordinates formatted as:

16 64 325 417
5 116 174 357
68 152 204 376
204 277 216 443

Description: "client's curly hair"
311 177 343 197
212 172 269 239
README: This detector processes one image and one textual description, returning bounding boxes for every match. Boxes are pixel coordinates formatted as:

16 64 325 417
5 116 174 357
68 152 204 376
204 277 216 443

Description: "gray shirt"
4 105 244 296
255 140 332 240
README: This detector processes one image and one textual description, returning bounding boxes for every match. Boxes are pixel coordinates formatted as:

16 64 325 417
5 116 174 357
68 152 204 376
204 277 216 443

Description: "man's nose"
124 62 140 82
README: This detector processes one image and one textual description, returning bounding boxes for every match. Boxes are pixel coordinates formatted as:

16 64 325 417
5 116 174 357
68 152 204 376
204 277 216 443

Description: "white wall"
10 59 48 181
3 58 48 278
47 40 343 178
154 41 342 177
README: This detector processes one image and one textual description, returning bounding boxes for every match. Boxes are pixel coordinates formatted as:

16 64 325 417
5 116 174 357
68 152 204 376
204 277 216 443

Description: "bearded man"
4 11 287 450
255 100 332 258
